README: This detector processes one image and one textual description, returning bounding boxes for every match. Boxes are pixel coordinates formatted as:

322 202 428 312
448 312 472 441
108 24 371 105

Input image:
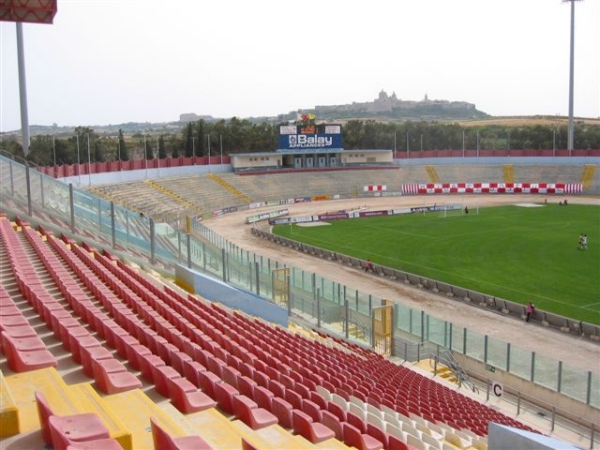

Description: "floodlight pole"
16 23 30 156
565 0 582 153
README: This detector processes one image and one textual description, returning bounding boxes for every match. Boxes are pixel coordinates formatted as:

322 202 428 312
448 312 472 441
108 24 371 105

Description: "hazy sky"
1 0 599 132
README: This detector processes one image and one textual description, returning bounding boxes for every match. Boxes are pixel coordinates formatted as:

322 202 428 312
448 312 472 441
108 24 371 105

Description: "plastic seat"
388 433 410 450
197 370 222 398
65 438 123 449
301 398 323 423
151 365 181 397
35 391 109 449
326 400 347 422
213 381 239 415
342 422 384 450
232 394 278 430
271 397 294 429
138 353 165 383
320 410 343 440
2 331 57 372
80 345 113 378
167 377 216 413
182 359 206 387
253 385 275 412
92 358 142 394
268 379 285 398
366 423 389 449
292 409 335 444
150 417 213 450
170 350 192 376
237 375 258 399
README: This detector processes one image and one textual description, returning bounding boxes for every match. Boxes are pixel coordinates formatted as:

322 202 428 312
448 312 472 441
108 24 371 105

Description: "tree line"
1 119 599 167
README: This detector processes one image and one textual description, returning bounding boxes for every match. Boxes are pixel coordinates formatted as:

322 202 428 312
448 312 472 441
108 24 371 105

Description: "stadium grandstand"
1 148 599 449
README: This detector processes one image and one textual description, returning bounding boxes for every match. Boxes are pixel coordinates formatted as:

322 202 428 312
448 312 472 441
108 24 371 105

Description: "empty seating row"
3 218 534 449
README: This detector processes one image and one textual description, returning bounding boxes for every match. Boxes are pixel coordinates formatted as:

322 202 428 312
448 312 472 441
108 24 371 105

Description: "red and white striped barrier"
402 183 583 195
364 185 387 192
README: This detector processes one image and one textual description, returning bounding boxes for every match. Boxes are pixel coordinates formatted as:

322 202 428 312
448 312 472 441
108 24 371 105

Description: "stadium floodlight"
563 0 583 153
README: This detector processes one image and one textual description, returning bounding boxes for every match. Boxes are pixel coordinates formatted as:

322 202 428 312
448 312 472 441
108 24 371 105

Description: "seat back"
150 417 176 450
34 390 54 445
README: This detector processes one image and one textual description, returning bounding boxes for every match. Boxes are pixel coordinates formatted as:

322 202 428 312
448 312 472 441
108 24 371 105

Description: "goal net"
438 204 479 218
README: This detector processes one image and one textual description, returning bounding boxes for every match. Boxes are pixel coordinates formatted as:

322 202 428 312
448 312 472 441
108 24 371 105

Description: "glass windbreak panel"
533 353 558 391
29 171 44 206
355 292 372 315
44 178 71 225
426 315 447 347
96 197 113 237
291 290 318 325
395 303 413 334
73 188 101 233
509 345 532 381
560 364 590 405
348 309 371 346
464 328 485 362
486 337 508 371
590 373 600 409
257 269 273 300
451 324 465 354
320 297 345 336
316 276 338 304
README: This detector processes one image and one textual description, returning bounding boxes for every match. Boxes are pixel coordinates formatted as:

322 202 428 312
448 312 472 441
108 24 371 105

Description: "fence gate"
373 301 393 355
272 268 290 308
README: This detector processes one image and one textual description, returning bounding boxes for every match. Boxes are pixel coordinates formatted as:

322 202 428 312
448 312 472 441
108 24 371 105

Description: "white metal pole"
207 134 211 173
567 0 577 153
76 134 81 186
219 134 223 165
87 134 91 187
16 23 30 157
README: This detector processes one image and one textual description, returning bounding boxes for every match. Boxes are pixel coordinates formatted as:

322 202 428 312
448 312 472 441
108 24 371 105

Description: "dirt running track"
205 194 600 374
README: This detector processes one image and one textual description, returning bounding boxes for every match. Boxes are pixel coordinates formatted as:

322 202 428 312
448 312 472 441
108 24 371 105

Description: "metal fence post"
255 261 260 296
69 184 75 233
186 233 191 268
110 202 116 249
25 165 32 216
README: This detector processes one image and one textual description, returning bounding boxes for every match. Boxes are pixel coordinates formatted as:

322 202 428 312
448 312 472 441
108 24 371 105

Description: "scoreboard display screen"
278 123 343 151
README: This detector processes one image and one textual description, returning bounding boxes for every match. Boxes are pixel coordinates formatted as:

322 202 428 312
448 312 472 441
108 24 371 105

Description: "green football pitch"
273 203 600 325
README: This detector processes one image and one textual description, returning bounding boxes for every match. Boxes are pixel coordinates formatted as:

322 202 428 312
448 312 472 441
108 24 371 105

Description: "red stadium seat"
150 417 213 450
167 377 216 413
291 409 335 444
35 391 109 449
232 394 278 430
342 422 384 450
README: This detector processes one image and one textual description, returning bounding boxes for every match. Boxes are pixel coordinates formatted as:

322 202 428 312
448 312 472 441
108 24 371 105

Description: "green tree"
196 120 205 156
144 136 153 160
118 129 129 161
184 123 194 157
158 135 167 159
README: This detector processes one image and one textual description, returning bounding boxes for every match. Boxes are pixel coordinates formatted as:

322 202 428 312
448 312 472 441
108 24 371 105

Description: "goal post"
439 204 478 218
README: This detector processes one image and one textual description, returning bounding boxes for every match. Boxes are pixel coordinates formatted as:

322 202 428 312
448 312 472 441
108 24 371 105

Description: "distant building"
315 90 477 115
179 113 213 123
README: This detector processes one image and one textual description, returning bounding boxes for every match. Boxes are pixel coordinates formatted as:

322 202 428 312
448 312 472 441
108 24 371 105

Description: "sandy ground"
205 194 600 374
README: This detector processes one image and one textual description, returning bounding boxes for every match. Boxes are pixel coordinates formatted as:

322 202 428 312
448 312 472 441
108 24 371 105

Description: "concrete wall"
59 164 231 188
175 263 288 328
